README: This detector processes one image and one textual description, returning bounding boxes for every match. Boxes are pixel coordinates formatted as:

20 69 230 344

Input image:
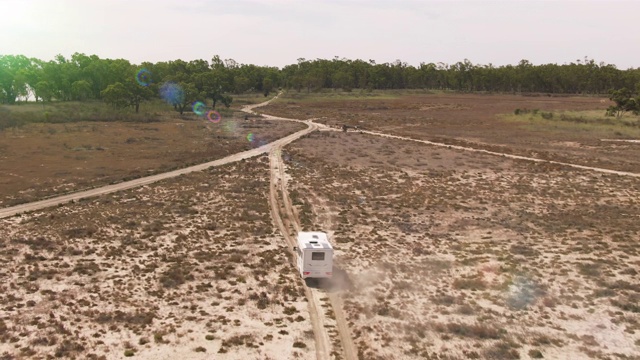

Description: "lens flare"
246 133 254 142
136 68 152 86
159 82 184 105
207 110 221 123
192 101 206 116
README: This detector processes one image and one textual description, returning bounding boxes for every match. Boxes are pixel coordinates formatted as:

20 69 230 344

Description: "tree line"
1 53 639 110
0 53 280 113
282 57 639 94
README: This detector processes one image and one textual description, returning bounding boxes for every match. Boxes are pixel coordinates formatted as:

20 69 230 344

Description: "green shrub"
293 341 307 348
153 332 164 343
528 349 544 358
283 306 297 315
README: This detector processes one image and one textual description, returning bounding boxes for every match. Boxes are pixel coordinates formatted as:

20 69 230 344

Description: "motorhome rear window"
311 252 325 261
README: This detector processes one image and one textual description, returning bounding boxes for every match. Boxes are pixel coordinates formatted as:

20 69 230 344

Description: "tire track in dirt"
267 142 332 360
327 293 358 359
316 122 640 178
0 142 275 219
0 95 309 220
278 152 302 233
269 139 359 360
247 100 358 360
246 96 332 360
600 139 640 144
268 137 357 360
304 190 359 360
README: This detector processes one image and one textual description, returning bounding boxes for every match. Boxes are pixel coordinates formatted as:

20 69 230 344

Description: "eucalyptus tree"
0 55 32 103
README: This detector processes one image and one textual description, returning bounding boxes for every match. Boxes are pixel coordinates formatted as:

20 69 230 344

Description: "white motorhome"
294 232 333 279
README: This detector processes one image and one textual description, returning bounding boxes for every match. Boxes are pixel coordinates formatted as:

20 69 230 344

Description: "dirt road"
267 140 331 360
363 128 640 177
264 123 358 359
0 95 310 219
0 132 318 219
249 95 357 360
6 92 636 359
321 124 640 178
1 93 358 359
268 139 359 360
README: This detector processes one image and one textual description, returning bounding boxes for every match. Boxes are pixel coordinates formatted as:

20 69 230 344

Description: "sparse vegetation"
528 349 544 358
274 100 640 360
2 91 639 360
0 157 312 359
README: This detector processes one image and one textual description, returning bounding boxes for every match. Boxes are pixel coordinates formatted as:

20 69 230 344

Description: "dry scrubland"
284 130 640 359
0 158 316 360
264 91 640 173
0 109 305 207
1 91 640 360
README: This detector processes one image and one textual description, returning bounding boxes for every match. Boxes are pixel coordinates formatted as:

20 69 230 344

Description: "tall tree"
101 82 130 109
124 79 153 113
606 88 639 118
34 81 53 102
101 79 153 113
71 80 92 101
0 55 32 104
174 82 201 115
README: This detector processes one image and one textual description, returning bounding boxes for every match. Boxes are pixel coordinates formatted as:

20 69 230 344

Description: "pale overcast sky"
1 0 638 69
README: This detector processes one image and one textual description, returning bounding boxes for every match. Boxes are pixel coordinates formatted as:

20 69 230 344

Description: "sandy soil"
0 158 317 360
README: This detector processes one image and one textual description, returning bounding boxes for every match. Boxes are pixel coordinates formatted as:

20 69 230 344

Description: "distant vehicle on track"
294 231 333 279
341 124 360 132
